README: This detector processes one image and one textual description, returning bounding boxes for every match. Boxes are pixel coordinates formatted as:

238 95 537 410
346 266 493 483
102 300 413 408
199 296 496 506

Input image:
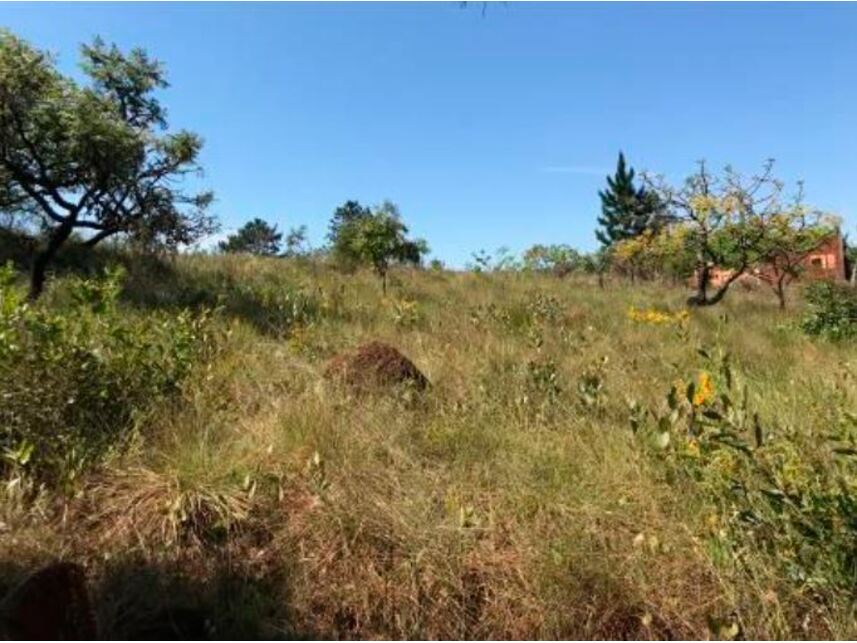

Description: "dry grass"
1 255 855 639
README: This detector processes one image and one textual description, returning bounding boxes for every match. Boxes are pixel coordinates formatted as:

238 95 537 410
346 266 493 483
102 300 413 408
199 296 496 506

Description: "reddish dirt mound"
5 562 97 640
325 341 429 392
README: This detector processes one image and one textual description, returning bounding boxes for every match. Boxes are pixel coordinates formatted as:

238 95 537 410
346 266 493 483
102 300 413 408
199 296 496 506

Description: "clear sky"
3 2 856 265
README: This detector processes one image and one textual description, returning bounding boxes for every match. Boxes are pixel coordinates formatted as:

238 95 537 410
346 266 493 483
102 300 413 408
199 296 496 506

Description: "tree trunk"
702 267 747 306
687 264 709 306
775 278 787 310
381 270 387 295
688 264 747 307
597 272 604 289
28 222 74 301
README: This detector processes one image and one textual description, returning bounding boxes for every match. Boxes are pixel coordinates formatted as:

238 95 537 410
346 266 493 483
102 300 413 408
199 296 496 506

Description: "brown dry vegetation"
1 253 856 639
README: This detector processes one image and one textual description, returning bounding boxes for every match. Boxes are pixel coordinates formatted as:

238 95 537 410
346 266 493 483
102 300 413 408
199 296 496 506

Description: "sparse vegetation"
1 252 855 639
1 21 856 643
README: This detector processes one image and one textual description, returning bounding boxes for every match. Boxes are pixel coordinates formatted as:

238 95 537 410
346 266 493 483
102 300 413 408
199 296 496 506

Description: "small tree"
468 249 492 273
219 218 283 256
283 224 310 258
612 225 696 285
522 244 583 277
328 200 372 270
0 32 217 299
596 152 665 251
611 230 658 281
582 248 610 289
328 200 371 241
493 246 521 272
335 201 428 293
754 199 837 309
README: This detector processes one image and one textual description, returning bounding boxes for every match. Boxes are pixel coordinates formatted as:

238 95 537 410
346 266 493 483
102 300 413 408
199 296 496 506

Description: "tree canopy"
638 160 835 306
327 199 372 269
0 31 217 298
283 224 310 258
219 218 283 256
328 200 428 292
752 197 837 308
328 200 370 242
522 244 583 277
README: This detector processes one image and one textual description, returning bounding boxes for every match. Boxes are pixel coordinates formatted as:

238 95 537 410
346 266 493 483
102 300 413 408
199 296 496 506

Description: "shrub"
0 264 219 487
633 348 857 602
800 281 857 340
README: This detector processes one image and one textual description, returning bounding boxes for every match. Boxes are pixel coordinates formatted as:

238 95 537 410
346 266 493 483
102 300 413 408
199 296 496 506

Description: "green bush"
635 349 857 600
0 264 219 487
800 281 857 340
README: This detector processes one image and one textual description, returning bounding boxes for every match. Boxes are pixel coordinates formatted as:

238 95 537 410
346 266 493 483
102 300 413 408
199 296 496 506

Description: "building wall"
803 234 847 281
701 233 847 288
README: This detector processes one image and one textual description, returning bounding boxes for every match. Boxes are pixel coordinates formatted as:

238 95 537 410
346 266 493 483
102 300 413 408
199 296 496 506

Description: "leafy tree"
754 202 837 309
611 230 659 281
522 244 583 277
596 152 664 251
645 159 832 306
283 224 310 258
328 200 372 269
0 31 217 299
219 218 283 256
333 201 428 292
582 248 610 289
328 200 371 241
493 246 521 272
612 226 696 285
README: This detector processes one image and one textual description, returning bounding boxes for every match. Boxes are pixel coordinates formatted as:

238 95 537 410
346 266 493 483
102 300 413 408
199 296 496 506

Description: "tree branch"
83 228 118 247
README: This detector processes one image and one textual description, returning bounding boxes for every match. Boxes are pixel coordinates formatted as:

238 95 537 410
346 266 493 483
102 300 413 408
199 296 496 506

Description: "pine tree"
596 152 663 247
219 218 283 255
327 200 371 243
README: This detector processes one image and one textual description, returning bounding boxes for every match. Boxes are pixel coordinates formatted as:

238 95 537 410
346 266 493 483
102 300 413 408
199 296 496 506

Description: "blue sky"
4 2 857 265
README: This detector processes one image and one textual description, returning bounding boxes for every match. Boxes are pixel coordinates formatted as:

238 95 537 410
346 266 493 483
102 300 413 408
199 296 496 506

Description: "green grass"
1 254 856 639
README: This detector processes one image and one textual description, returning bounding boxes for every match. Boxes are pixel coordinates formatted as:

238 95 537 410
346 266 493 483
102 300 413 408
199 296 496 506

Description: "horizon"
4 1 857 266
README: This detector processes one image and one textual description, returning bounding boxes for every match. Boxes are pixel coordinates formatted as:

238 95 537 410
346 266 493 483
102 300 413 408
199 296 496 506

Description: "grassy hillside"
2 254 856 639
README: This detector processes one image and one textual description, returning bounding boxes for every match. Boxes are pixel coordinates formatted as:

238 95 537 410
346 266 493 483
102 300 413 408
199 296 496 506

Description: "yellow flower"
628 306 689 327
693 371 714 406
685 438 700 458
690 194 717 216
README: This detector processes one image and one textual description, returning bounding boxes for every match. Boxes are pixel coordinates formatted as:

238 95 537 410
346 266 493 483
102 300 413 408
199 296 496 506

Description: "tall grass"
1 254 855 639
